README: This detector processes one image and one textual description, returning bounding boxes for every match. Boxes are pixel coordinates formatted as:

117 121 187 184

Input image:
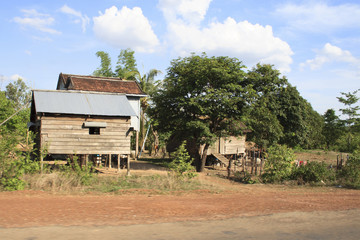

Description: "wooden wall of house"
204 135 246 156
223 136 246 155
39 115 131 155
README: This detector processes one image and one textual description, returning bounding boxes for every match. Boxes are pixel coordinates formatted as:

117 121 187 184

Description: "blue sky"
1 0 359 116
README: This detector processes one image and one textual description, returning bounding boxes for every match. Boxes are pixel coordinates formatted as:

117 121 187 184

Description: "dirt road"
0 184 359 239
1 210 359 240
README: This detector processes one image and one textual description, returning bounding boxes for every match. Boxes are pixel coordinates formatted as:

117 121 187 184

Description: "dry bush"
23 172 86 193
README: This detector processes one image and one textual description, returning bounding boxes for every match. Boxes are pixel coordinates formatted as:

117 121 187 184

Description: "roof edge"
32 89 148 97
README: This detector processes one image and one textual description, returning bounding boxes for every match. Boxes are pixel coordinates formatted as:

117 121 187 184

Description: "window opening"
89 127 100 135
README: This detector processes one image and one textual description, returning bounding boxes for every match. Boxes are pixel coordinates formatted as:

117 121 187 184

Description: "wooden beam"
127 155 130 176
117 154 120 173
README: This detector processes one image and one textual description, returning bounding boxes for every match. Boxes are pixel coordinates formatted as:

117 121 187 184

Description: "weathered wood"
46 146 130 151
45 149 127 155
135 131 139 159
44 134 127 140
202 135 246 156
42 120 130 127
41 115 130 122
127 155 130 176
40 115 131 155
117 154 120 173
45 141 129 147
43 137 129 143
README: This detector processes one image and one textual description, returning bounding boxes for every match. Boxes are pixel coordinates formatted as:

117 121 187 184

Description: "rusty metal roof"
57 73 146 96
33 90 136 117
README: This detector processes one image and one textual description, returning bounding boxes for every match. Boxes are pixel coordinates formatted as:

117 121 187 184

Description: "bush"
335 132 360 153
0 135 40 191
337 152 360 189
233 171 258 184
291 161 335 185
58 156 95 186
168 141 197 179
261 144 295 183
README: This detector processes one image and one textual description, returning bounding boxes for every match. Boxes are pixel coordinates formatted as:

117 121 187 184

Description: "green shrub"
233 171 258 184
58 156 95 186
291 161 335 185
0 134 40 191
337 152 360 189
168 141 197 179
261 144 295 183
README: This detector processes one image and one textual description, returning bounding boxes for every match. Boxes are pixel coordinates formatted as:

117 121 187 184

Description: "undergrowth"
23 173 207 194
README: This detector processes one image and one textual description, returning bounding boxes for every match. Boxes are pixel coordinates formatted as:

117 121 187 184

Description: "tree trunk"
152 129 159 156
197 143 209 172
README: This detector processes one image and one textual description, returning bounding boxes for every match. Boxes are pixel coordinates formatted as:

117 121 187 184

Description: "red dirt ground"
0 182 359 228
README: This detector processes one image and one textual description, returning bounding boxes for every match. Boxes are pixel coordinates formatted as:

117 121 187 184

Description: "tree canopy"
149 54 253 171
244 64 324 149
93 51 113 77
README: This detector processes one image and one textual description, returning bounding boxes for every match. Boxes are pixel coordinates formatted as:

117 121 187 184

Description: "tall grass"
23 172 209 194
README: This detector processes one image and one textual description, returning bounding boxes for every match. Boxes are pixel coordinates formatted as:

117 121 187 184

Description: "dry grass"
22 171 218 194
23 172 85 193
294 150 348 165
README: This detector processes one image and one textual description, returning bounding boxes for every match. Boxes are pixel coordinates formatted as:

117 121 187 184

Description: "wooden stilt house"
56 73 146 157
30 90 137 172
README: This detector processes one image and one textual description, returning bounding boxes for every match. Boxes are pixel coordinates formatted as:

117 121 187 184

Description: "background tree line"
92 50 360 172
1 50 358 176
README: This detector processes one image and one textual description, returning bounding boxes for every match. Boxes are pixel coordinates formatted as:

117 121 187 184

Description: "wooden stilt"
109 154 112 169
127 155 130 176
117 154 120 173
135 131 139 160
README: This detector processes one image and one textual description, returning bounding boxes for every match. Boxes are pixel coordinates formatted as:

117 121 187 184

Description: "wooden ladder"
211 153 229 167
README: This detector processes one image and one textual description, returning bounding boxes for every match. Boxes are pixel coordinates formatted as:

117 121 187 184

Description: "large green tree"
245 64 324 149
322 109 344 149
244 64 286 148
149 54 253 172
337 89 360 127
1 78 31 137
336 89 360 152
5 78 31 109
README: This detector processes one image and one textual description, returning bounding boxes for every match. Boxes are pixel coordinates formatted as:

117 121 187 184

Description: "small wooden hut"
30 90 136 172
56 73 147 157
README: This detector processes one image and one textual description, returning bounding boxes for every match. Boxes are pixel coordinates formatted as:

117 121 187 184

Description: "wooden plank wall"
223 136 246 155
40 115 131 155
204 135 246 155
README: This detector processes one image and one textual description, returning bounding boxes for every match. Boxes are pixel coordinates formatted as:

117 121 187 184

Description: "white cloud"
13 9 61 35
158 0 293 72
161 2 293 73
0 74 26 89
300 43 360 70
9 74 24 81
276 2 360 33
93 6 159 53
158 0 212 25
59 5 90 33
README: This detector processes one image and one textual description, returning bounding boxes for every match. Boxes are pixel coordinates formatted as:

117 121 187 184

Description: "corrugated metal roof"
33 90 136 116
